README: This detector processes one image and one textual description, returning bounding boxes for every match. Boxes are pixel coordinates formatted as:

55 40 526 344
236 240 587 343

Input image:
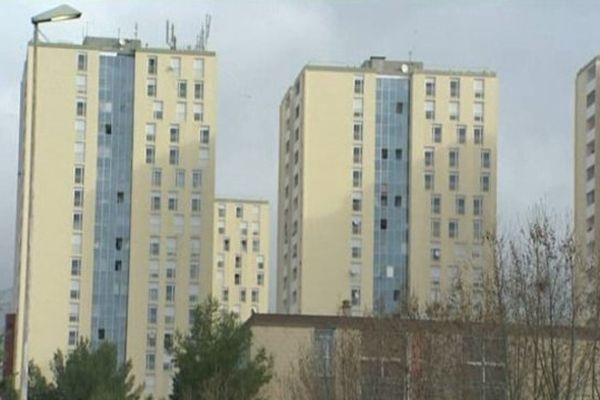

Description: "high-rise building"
277 57 497 315
213 198 270 320
575 58 599 268
12 36 216 398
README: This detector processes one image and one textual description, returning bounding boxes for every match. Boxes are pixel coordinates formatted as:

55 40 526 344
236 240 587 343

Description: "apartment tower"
277 57 497 315
213 199 270 320
575 57 600 293
12 36 216 398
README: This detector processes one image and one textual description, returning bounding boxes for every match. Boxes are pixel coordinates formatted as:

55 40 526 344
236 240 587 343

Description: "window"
431 195 441 214
588 116 596 131
474 126 484 145
473 197 483 216
170 125 180 143
394 195 402 207
150 237 160 257
191 57 204 77
76 75 87 93
75 119 86 141
353 146 362 164
176 102 187 122
395 148 403 160
432 219 441 238
425 100 435 120
73 189 83 207
74 142 85 163
380 193 388 207
431 246 441 262
588 140 596 156
588 90 596 107
449 220 459 238
587 190 595 206
193 103 204 121
234 272 241 285
381 148 388 159
425 77 436 96
74 166 84 184
147 78 157 96
352 192 362 212
200 126 210 145
194 81 204 100
449 173 459 191
257 255 265 270
240 288 247 302
352 170 362 187
588 165 595 181
177 80 187 98
173 170 185 189
224 238 230 251
481 150 491 169
251 289 259 303
432 124 442 143
474 102 484 122
192 170 202 188
454 126 465 146
252 239 260 252
71 258 81 276
149 283 159 302
146 146 155 164
424 147 434 167
424 173 434 190
449 148 459 168
153 101 163 120
73 212 83 230
450 78 460 98
353 123 363 141
354 76 364 94
218 204 226 218
396 102 404 113
380 219 388 230
72 234 82 254
169 147 179 165
222 288 229 302
473 219 483 241
236 206 243 218
70 280 80 300
353 98 363 118
456 196 466 215
147 56 157 74
191 195 201 212
191 238 200 257
352 217 361 235
351 242 362 259
145 123 156 142
69 303 79 323
170 57 181 76
481 174 491 192
151 169 162 187
168 193 178 211
449 101 459 121
474 79 484 99
76 99 86 117
77 53 87 71
166 285 176 303
150 193 161 211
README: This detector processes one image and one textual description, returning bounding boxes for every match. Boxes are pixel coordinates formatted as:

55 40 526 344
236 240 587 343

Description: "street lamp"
21 5 81 399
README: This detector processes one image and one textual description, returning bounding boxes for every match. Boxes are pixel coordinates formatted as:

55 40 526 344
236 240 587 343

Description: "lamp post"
21 5 81 398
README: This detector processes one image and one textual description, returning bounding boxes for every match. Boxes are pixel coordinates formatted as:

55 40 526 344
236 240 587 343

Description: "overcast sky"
0 0 596 294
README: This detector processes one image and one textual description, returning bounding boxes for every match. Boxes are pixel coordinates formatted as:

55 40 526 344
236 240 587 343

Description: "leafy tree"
171 298 273 400
28 339 143 400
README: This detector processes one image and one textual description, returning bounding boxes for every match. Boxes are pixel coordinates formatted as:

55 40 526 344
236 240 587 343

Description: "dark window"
394 196 402 207
396 102 403 113
117 192 124 203
380 219 387 230
105 124 112 134
98 329 105 340
381 194 388 206
395 149 402 160
115 260 122 271
116 237 123 250
393 290 400 301
381 148 388 159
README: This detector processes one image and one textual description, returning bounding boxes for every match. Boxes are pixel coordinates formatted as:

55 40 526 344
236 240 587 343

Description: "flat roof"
215 197 269 205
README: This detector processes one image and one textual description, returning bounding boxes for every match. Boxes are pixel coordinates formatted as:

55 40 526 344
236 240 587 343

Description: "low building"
247 313 598 400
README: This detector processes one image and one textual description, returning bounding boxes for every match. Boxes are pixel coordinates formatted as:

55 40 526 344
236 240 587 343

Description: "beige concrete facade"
12 37 216 400
212 199 269 320
575 57 599 272
277 58 497 315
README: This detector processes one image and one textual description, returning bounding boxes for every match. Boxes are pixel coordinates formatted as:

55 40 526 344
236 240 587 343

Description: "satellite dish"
401 64 409 73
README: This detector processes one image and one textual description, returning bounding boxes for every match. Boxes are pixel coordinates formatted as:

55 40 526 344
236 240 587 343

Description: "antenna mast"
197 14 211 50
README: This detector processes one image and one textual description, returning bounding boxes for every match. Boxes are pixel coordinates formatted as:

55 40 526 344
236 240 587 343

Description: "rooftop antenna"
408 50 413 62
134 22 138 39
197 14 211 50
165 19 177 50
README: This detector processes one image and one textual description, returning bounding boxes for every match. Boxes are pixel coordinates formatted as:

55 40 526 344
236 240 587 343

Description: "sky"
0 0 596 296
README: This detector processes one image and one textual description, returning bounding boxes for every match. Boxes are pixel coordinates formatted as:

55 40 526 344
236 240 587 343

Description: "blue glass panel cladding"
374 77 410 314
92 54 134 362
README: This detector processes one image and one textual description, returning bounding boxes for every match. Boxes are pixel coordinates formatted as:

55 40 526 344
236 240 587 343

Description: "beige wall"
212 199 270 320
409 72 498 306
